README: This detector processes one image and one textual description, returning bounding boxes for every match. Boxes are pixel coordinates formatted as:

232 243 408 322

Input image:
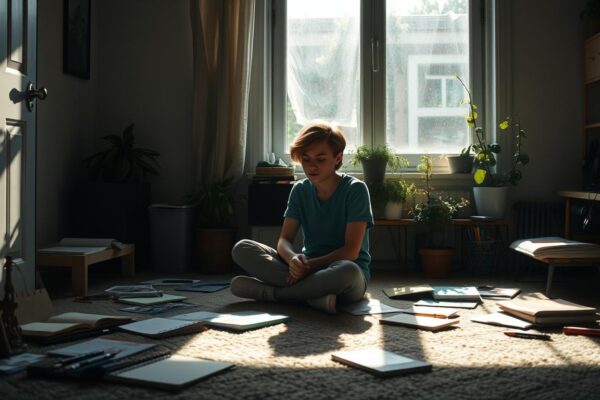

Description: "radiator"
513 201 564 239
512 201 565 274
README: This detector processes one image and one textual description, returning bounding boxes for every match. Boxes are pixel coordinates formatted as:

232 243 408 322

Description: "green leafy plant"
187 176 242 227
411 155 468 246
459 145 472 157
368 179 416 209
84 124 160 182
456 76 529 187
349 145 408 170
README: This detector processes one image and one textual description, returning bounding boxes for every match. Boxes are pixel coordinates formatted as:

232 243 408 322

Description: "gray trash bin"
149 204 197 273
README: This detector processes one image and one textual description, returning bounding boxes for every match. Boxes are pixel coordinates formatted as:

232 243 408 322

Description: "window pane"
386 0 470 154
286 0 360 152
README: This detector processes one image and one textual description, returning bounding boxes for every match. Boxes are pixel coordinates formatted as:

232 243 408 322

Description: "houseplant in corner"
77 124 161 268
411 155 468 278
457 76 529 217
447 145 474 173
188 176 242 273
350 145 408 184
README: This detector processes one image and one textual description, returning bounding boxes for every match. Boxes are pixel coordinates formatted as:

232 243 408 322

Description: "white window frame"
268 0 487 172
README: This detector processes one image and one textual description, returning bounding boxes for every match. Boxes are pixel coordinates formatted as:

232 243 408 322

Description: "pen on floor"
504 331 551 340
52 351 106 368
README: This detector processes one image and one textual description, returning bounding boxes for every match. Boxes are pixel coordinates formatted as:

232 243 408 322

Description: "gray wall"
37 0 589 247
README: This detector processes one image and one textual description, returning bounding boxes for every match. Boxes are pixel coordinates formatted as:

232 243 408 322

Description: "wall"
37 0 194 245
37 0 99 245
509 0 588 203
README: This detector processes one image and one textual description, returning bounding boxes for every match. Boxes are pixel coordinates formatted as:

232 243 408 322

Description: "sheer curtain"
190 0 256 183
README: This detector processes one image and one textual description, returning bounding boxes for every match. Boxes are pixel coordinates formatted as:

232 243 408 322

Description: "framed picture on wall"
63 0 90 79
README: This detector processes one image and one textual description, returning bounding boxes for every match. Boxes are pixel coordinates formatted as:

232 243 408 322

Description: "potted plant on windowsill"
350 145 408 184
447 145 474 173
368 179 416 220
457 76 530 217
187 176 243 273
411 155 468 278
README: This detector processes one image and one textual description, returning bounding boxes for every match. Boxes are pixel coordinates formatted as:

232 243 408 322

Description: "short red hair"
289 121 346 170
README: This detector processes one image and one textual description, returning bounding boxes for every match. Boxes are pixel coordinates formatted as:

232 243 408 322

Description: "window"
272 0 484 167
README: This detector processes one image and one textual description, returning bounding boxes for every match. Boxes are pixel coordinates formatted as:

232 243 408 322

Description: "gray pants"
231 239 367 303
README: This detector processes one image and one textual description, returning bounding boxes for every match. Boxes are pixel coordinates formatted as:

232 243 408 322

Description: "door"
0 0 38 294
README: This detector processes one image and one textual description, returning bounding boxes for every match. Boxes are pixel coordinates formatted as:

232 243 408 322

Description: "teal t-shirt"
283 174 374 280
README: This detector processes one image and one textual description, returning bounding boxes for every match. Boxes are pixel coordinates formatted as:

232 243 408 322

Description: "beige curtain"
190 0 255 183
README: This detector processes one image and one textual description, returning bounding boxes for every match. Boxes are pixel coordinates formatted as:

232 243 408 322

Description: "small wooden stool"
36 244 135 296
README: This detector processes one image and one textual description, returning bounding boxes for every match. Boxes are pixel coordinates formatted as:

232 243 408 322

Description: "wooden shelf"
584 123 600 130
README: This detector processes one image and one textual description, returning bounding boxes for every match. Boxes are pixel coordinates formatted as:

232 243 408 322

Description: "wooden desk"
37 244 135 296
374 218 511 274
558 190 600 238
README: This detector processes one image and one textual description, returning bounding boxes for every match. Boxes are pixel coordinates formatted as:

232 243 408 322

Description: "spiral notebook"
117 318 206 338
107 354 234 391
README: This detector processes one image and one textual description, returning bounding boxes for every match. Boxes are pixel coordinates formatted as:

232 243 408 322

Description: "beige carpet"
2 266 600 400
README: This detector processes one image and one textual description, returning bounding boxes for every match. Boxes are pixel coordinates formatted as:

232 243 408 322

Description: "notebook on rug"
477 287 521 299
414 300 479 309
331 349 431 377
47 337 157 360
115 294 187 306
471 312 534 330
432 286 481 301
398 306 459 319
175 281 230 293
497 297 598 325
339 299 404 315
141 278 202 286
171 310 290 331
379 313 459 331
382 285 433 300
117 318 206 338
20 312 133 340
106 354 234 391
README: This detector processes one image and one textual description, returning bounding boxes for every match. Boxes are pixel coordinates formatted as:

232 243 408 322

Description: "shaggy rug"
2 268 600 400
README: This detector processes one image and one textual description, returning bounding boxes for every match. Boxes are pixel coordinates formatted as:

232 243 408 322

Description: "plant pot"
196 227 237 273
418 247 453 278
361 159 387 184
384 201 403 220
447 155 474 173
473 186 509 218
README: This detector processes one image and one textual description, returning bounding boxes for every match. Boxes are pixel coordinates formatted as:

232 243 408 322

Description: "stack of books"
253 164 296 183
497 296 598 326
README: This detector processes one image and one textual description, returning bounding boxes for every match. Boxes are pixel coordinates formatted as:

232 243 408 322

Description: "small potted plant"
350 145 408 184
411 155 468 278
368 179 416 220
447 145 474 173
457 76 529 217
188 176 243 273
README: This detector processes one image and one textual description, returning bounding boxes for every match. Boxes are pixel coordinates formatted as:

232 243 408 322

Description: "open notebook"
20 312 133 341
107 354 234 391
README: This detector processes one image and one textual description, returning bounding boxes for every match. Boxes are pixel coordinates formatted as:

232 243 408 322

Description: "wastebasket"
149 204 197 273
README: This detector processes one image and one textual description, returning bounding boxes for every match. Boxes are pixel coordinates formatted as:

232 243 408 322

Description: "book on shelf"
255 166 295 176
477 287 521 299
115 293 187 306
379 313 459 331
470 312 534 330
171 310 290 331
106 354 234 391
331 349 431 377
38 238 125 254
510 236 600 259
117 318 206 339
47 337 157 360
105 285 163 298
432 286 481 301
252 175 297 182
382 285 433 300
414 300 479 309
20 312 133 341
497 297 598 325
338 299 404 315
399 306 459 319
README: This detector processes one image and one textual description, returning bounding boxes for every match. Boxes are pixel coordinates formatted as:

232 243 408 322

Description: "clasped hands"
286 254 311 285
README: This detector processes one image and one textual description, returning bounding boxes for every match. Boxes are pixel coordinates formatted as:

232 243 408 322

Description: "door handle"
25 82 48 112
